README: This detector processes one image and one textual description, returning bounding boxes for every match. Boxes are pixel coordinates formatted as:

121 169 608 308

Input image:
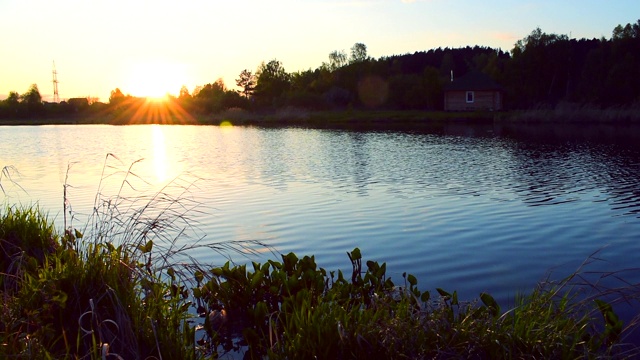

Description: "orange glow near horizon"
110 96 197 125
145 94 171 103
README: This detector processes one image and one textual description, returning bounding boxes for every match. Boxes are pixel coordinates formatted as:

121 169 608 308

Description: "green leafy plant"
194 247 640 359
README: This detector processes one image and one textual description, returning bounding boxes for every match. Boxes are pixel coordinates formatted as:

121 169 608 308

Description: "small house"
444 71 503 111
67 97 89 112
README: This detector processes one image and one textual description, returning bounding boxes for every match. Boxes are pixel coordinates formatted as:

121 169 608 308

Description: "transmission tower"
52 61 60 103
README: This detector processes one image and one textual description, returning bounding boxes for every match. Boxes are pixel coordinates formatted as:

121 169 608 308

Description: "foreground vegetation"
2 160 640 358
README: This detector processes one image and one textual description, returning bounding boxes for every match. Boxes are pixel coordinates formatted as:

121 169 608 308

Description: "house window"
466 91 474 103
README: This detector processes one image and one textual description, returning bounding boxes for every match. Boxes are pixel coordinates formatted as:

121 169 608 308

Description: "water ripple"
3 125 640 308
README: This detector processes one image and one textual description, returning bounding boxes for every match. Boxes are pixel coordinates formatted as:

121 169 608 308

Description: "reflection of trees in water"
508 142 640 217
247 129 376 194
255 130 290 191
224 127 640 217
346 132 371 196
497 123 640 148
321 134 515 200
320 131 374 197
323 131 441 198
595 150 640 217
509 144 588 206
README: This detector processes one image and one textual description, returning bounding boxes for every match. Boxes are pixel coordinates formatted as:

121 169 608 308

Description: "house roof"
444 71 503 91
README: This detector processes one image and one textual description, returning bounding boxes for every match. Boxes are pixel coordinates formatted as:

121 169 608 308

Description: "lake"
1 122 640 313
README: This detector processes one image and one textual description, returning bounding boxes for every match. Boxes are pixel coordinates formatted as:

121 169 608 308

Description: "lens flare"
357 75 389 108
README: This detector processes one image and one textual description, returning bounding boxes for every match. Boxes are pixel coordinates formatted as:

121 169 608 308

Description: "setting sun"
124 61 188 99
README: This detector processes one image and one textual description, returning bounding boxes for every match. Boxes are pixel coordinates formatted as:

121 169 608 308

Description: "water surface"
2 123 640 309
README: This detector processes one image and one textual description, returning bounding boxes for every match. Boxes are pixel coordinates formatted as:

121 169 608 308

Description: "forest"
1 21 639 120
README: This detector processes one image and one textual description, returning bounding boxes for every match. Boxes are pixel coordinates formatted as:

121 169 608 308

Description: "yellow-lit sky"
1 0 638 102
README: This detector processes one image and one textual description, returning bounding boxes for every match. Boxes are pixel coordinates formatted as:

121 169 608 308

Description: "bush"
196 248 640 359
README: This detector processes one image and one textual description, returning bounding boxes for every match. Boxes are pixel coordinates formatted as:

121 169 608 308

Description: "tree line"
1 20 639 120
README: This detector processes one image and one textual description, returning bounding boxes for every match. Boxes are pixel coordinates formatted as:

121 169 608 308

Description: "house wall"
444 90 502 111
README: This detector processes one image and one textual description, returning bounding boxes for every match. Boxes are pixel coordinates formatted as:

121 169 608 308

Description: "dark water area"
1 122 640 341
496 122 640 146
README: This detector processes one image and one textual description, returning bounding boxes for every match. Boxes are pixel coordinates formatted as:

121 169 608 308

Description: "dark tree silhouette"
254 59 291 107
109 88 126 105
236 69 256 98
350 43 369 63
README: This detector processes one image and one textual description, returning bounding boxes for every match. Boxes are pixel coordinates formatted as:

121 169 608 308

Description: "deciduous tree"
254 59 291 106
193 79 227 113
328 50 348 71
6 91 20 105
21 84 43 116
109 88 125 105
179 85 191 99
236 69 256 98
612 23 634 40
21 84 42 106
350 43 368 63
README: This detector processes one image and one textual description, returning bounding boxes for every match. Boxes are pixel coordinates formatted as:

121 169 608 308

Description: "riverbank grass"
2 204 639 358
1 204 200 358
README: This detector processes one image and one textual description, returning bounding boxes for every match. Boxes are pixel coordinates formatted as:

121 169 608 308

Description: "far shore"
1 108 640 129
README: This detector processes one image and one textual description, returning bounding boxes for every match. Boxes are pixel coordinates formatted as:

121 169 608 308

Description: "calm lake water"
2 123 640 312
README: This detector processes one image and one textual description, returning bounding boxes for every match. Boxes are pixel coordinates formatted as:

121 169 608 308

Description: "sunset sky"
1 0 638 102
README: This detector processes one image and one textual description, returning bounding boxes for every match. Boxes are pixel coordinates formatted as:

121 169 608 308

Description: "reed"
1 155 267 359
505 102 640 123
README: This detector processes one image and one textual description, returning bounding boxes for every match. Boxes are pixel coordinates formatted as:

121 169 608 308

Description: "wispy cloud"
491 31 519 43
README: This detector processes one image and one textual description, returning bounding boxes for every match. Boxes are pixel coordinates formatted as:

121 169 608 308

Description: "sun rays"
110 96 197 125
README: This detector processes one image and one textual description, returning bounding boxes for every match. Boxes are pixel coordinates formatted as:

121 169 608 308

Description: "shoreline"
1 108 640 128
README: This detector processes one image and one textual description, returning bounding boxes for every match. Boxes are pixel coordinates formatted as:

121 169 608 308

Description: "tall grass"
1 155 268 359
0 165 25 197
505 101 640 123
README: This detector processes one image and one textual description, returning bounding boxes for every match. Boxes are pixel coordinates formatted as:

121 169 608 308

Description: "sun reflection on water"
151 125 169 183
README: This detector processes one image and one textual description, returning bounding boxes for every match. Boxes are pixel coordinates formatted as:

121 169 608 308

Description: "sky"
1 0 638 102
